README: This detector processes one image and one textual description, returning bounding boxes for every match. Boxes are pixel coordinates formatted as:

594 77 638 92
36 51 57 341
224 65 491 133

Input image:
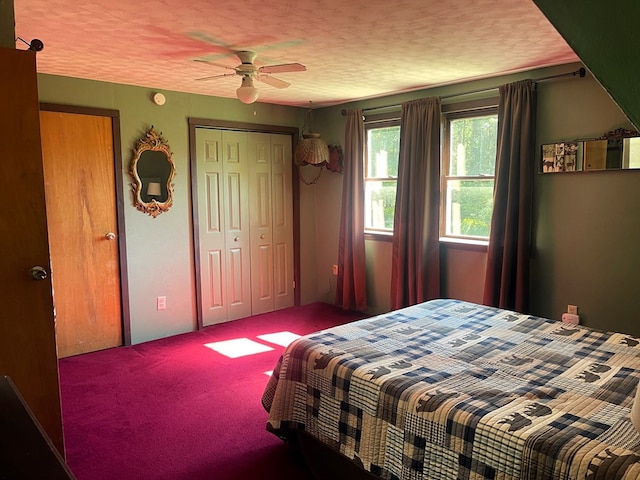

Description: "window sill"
364 233 489 250
439 237 488 252
364 231 393 242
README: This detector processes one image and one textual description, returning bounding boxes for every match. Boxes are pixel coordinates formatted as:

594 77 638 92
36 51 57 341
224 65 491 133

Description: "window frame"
440 100 499 244
364 113 401 238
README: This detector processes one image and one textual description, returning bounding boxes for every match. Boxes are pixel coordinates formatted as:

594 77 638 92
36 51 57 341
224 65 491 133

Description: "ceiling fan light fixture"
236 76 259 104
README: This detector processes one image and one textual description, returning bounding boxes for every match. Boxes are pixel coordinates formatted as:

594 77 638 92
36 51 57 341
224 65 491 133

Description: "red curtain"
335 110 367 311
483 80 536 312
390 98 441 309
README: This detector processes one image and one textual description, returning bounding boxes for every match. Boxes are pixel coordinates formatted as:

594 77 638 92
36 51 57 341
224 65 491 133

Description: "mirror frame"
541 127 640 173
129 126 175 217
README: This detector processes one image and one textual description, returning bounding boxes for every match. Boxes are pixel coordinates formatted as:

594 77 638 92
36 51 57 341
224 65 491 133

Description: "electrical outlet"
157 296 166 310
332 264 339 276
567 304 578 315
562 313 579 325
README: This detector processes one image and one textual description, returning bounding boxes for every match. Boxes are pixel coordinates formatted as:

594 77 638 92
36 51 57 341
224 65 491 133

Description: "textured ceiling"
13 0 579 107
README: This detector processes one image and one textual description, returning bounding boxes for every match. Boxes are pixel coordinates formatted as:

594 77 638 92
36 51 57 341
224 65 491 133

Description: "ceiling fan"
195 50 306 104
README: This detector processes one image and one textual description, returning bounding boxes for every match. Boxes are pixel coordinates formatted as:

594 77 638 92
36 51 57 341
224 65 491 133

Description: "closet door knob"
260 234 265 239
105 232 116 240
234 236 239 242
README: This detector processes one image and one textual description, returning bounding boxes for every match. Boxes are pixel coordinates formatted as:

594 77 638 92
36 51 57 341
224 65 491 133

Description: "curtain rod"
340 67 586 116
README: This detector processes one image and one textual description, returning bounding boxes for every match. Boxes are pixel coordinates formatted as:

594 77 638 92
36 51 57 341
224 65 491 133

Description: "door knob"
29 266 48 281
234 236 239 242
105 232 116 240
260 234 265 239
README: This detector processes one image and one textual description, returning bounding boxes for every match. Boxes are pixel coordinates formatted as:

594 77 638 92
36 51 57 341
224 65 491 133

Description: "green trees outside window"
365 125 400 231
363 106 498 242
444 113 498 239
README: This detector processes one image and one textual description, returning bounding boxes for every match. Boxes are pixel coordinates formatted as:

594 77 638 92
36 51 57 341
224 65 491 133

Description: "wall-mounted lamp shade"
147 182 161 197
236 76 259 104
295 133 330 166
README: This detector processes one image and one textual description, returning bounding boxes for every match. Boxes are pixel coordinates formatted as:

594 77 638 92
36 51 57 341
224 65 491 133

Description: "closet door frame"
188 118 300 329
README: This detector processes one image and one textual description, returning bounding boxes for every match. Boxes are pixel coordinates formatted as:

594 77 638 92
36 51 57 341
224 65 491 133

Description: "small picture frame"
541 142 578 173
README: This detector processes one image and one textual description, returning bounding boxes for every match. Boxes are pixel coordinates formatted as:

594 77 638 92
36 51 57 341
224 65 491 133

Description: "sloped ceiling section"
533 0 640 129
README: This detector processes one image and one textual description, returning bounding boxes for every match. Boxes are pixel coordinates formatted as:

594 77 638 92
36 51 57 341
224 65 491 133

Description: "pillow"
632 380 640 432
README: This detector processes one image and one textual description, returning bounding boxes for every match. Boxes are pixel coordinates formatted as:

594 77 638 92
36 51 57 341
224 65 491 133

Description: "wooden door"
39 111 122 358
0 48 64 454
584 139 607 171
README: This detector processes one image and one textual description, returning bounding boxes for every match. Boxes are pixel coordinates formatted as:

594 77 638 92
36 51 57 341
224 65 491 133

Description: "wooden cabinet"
0 48 64 454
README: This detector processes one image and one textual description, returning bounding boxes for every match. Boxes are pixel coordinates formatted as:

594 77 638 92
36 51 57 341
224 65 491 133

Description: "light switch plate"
157 296 166 310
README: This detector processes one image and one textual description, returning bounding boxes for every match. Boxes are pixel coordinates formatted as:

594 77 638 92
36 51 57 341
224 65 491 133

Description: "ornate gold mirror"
130 127 175 217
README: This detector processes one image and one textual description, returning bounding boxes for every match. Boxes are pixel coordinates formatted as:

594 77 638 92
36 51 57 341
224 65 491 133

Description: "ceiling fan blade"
258 74 290 89
195 73 236 81
193 59 237 71
258 63 306 74
188 32 236 54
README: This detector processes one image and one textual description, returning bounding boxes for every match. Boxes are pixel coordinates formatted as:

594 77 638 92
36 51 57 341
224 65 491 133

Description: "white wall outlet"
332 264 339 276
561 313 579 325
157 296 166 310
567 304 578 315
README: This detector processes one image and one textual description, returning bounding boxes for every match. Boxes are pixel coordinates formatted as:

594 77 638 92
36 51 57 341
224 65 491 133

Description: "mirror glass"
130 127 175 217
541 128 640 173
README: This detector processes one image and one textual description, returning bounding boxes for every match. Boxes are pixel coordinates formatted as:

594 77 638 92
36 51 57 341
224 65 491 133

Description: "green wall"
534 0 640 129
0 0 15 48
31 65 640 341
312 69 526 314
314 64 640 336
532 73 638 334
37 74 306 344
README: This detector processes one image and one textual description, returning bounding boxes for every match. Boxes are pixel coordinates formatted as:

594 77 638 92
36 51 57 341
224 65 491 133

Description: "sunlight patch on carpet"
257 331 301 347
204 338 274 358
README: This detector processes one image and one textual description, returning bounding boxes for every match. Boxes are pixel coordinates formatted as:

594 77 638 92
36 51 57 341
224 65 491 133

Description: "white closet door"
195 129 251 325
248 133 274 315
195 128 227 326
195 128 293 326
221 130 252 321
270 133 294 310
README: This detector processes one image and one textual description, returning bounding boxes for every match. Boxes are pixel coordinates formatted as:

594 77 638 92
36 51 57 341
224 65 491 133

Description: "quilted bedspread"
262 299 640 479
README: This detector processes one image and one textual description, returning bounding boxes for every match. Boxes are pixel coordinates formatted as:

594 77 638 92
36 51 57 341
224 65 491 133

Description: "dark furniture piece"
0 375 75 479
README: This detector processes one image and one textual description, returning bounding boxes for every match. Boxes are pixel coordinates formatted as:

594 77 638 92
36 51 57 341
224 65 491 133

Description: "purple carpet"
58 302 367 480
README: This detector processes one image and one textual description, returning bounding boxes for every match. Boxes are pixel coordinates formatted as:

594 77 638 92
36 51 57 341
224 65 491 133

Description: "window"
364 121 400 233
441 107 498 242
362 104 498 242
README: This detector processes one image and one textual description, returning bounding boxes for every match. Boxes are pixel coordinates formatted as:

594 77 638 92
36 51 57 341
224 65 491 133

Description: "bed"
261 299 640 479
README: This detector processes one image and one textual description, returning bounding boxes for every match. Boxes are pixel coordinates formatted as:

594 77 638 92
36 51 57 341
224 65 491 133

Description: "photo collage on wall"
541 142 578 172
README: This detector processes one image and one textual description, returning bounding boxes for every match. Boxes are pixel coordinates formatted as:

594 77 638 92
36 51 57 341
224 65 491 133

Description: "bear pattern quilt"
262 299 640 479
